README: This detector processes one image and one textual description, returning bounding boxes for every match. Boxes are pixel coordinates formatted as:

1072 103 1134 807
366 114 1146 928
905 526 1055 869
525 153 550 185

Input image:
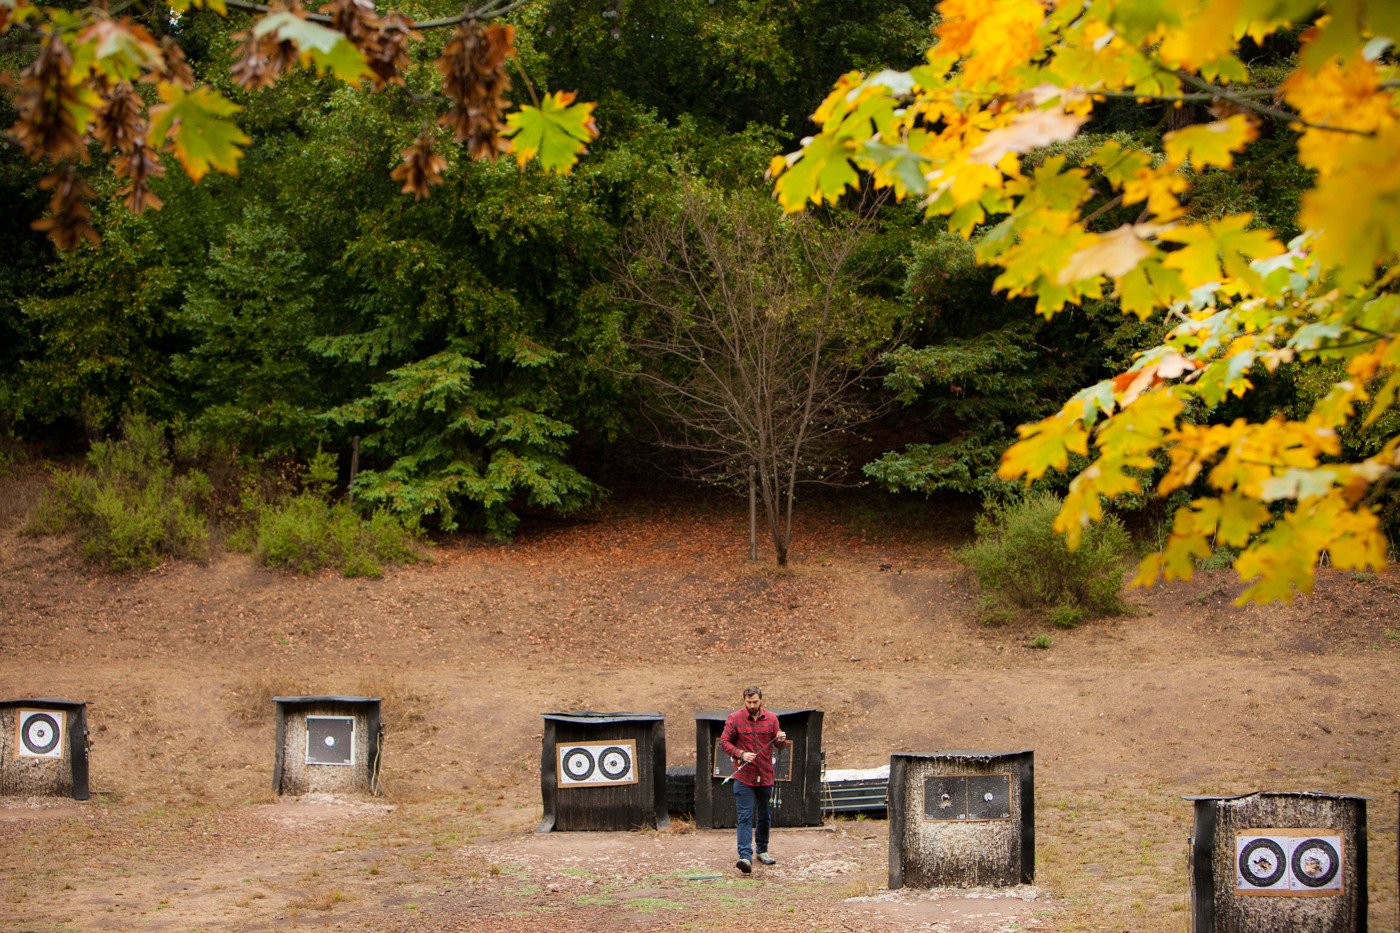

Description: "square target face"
1235 829 1344 896
923 775 966 820
16 709 65 759
965 774 1013 820
305 716 355 767
711 739 793 781
923 774 1014 821
557 739 638 788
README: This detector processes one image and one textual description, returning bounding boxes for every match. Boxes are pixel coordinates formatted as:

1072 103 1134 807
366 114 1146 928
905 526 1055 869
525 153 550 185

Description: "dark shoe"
735 858 752 874
756 851 775 865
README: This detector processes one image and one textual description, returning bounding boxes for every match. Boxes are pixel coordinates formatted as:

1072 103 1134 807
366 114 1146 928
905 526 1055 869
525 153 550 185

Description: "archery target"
556 739 637 788
16 709 65 759
1235 831 1344 895
305 716 355 766
1237 837 1288 891
1290 837 1342 890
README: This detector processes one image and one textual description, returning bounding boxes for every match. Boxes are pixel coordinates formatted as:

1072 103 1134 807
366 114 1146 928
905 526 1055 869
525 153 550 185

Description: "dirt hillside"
1 484 1397 931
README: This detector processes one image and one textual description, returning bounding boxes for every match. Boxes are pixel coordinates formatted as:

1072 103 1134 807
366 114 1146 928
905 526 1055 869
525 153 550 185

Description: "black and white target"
16 709 65 759
1236 837 1288 891
1235 831 1344 895
1290 837 1342 890
305 716 355 766
556 739 637 788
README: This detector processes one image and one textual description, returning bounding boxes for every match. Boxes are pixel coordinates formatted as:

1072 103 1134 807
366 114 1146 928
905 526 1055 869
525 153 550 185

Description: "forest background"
1 0 1395 572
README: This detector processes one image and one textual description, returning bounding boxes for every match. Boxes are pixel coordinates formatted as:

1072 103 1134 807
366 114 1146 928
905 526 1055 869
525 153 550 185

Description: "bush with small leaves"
27 415 212 571
960 492 1128 625
255 494 422 578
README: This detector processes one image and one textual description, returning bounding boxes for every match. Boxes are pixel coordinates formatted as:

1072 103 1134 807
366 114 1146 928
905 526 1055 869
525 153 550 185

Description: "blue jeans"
733 781 772 860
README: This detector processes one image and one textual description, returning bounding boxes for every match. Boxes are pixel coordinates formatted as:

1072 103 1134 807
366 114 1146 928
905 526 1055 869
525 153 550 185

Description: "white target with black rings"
1236 837 1287 891
16 709 65 759
1235 831 1344 895
556 739 637 788
1290 837 1342 890
305 716 355 767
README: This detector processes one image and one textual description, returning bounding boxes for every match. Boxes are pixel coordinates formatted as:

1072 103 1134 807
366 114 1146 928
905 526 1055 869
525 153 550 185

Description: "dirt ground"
1 483 1397 932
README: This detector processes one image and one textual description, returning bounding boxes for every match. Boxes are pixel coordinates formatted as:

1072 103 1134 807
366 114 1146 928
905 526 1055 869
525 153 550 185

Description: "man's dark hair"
742 686 762 699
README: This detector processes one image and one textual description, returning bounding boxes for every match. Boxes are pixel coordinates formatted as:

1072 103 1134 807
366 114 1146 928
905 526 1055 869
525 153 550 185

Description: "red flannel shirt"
719 708 785 787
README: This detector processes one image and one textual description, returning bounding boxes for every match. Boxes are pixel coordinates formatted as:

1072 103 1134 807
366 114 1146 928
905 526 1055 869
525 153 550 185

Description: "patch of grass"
625 897 686 911
1028 633 1053 650
26 415 213 571
959 492 1129 625
255 492 422 578
1196 545 1239 572
661 814 696 835
289 888 345 911
837 878 879 898
1350 571 1377 583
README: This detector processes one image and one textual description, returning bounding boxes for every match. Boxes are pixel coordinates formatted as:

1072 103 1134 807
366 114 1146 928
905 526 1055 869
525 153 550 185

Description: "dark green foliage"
959 493 1129 625
172 204 325 455
865 231 1156 497
28 416 213 571
255 494 422 578
536 0 931 139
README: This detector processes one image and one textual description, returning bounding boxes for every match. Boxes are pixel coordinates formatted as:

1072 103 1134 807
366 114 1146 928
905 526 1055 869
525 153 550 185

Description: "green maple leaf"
252 12 371 84
773 134 859 211
148 83 250 182
1163 116 1254 170
502 92 598 175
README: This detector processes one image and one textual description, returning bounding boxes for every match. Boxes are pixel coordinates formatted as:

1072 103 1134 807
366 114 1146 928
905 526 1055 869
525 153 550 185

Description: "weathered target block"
272 696 382 797
889 750 1034 889
0 699 90 800
537 712 667 832
693 708 824 829
1187 791 1367 932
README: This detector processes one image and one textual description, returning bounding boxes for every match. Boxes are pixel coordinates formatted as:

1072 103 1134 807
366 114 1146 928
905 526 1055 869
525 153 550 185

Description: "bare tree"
614 184 898 566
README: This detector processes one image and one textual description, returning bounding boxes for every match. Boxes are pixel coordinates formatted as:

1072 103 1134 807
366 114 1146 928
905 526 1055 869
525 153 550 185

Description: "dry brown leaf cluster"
436 21 514 160
390 128 448 200
230 3 305 90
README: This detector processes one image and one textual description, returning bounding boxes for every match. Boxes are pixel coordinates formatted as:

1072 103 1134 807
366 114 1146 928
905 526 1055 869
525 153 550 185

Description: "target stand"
538 712 667 832
1187 791 1367 932
0 699 89 800
889 750 1034 889
693 708 824 829
272 696 382 797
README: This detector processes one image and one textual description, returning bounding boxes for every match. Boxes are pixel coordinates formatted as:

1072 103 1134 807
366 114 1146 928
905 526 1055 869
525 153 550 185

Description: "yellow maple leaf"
933 0 1045 87
1162 115 1257 170
968 109 1088 166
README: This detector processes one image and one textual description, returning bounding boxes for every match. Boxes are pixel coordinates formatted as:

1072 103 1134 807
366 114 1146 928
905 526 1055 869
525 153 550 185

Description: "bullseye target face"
1291 838 1341 889
1235 830 1344 895
305 716 355 767
16 709 65 759
556 739 637 788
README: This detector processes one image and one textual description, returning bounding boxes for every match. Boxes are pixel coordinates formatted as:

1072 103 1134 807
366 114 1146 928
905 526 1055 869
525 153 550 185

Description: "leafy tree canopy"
1 0 598 248
774 0 1400 602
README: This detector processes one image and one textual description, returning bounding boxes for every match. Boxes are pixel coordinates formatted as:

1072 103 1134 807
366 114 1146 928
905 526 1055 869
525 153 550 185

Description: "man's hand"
776 730 787 744
741 752 756 764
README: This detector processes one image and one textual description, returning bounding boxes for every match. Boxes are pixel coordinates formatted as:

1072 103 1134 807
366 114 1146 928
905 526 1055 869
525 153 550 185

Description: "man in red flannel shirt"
719 686 787 874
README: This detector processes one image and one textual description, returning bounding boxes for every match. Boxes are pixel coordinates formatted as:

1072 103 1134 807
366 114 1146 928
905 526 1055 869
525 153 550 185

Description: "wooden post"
748 464 757 561
348 436 360 496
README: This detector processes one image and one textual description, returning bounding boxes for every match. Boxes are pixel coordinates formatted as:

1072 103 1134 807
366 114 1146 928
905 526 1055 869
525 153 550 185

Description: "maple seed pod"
94 81 147 154
368 12 419 88
32 165 100 250
12 33 87 162
391 130 447 200
435 21 514 160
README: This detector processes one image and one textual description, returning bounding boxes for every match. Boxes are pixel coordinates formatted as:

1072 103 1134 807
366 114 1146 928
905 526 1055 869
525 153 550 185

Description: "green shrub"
255 493 422 577
959 492 1129 624
28 415 212 571
1028 633 1053 650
